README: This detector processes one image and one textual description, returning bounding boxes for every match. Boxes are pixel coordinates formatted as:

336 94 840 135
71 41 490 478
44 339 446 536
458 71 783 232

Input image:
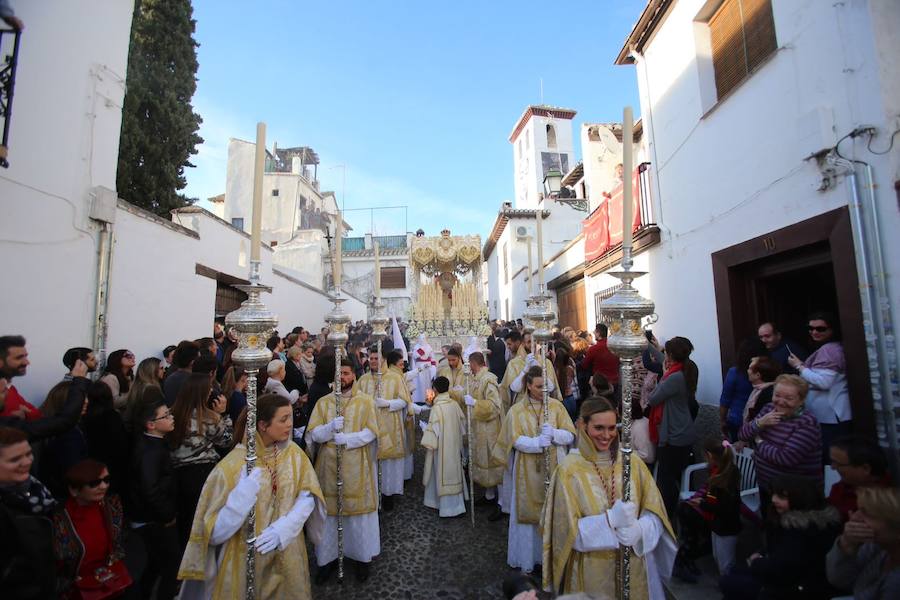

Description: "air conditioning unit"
515 225 533 241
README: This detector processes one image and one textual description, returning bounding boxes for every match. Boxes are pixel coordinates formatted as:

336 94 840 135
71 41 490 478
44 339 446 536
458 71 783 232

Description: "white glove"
464 394 476 407
419 419 428 432
375 397 390 408
292 427 305 440
541 423 553 438
388 399 406 412
616 521 643 548
289 389 300 404
538 433 552 448
255 525 280 554
411 403 428 415
210 467 262 545
452 385 464 394
334 432 348 446
525 354 538 368
330 416 344 432
255 492 316 554
608 500 638 530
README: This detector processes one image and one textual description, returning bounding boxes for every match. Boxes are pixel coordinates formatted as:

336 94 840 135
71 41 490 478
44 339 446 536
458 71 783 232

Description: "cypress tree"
117 0 203 215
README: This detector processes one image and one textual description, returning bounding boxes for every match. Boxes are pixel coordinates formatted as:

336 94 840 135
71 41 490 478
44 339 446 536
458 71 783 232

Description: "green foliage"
117 0 203 215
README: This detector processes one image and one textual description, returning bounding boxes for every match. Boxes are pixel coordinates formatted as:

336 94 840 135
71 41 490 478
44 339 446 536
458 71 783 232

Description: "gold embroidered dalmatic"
421 393 466 497
499 349 561 413
306 388 380 515
541 429 675 597
490 397 575 524
355 367 412 460
470 367 504 487
178 434 325 600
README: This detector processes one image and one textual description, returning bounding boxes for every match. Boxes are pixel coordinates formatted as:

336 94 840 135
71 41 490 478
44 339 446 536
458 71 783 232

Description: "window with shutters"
708 0 777 100
380 267 405 289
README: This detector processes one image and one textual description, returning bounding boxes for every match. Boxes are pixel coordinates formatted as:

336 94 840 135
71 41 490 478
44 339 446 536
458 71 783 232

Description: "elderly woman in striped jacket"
739 374 822 516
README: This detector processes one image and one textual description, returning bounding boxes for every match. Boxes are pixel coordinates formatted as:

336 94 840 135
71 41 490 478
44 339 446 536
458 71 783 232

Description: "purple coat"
739 404 822 489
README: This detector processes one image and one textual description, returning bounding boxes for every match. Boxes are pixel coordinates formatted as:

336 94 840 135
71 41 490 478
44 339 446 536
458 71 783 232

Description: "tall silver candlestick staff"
368 244 389 513
224 122 278 600
325 211 350 583
530 205 556 492
599 106 655 600
463 352 476 526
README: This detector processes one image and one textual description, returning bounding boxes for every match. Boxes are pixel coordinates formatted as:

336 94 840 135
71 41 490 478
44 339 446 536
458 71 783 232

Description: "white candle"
250 122 266 262
374 241 381 299
536 206 545 290
334 210 342 289
622 106 634 257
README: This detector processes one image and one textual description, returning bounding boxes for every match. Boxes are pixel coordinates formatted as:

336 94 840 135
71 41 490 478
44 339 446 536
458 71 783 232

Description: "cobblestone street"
308 433 514 599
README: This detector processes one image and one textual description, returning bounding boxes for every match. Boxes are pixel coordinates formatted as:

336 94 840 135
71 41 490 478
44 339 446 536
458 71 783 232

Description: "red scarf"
649 362 683 444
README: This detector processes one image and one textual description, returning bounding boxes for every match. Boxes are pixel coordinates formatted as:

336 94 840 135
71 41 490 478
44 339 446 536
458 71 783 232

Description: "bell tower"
509 105 577 209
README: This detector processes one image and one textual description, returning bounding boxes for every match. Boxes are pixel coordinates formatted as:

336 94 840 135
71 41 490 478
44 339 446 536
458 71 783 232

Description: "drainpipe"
89 187 117 372
835 154 899 475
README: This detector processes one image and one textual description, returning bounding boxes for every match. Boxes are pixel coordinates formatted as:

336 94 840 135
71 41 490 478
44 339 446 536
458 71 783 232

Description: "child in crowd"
720 475 841 600
128 390 180 599
674 438 741 582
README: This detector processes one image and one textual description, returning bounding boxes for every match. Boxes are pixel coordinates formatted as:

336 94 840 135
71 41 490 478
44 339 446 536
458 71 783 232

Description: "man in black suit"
486 322 508 382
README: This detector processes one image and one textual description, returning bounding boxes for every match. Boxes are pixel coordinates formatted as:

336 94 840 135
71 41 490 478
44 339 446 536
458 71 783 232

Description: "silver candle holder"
224 260 277 600
324 287 351 583
599 266 654 600
527 290 556 493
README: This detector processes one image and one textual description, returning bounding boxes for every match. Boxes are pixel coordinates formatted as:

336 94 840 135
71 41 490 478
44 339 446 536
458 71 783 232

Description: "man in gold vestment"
491 366 575 574
499 331 561 413
463 351 505 519
542 397 676 599
354 346 412 510
305 359 381 583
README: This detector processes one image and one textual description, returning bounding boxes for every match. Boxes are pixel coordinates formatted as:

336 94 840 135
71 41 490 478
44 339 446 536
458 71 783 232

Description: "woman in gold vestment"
541 397 677 599
178 394 325 599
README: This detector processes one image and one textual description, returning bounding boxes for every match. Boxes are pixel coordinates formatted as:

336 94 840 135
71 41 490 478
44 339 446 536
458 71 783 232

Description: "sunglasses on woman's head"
807 326 830 333
87 476 112 488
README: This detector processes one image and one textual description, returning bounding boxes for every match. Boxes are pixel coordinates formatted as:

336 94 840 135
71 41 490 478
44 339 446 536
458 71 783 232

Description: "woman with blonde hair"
123 357 163 424
828 485 900 598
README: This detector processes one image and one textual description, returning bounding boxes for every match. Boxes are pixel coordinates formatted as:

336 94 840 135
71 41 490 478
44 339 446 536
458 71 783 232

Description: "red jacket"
582 339 620 385
0 385 42 420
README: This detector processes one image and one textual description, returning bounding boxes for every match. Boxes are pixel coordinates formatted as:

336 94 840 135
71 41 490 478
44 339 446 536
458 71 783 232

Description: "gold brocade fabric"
390 365 417 456
421 394 466 496
437 364 466 411
178 435 324 600
306 389 380 516
470 368 504 487
354 368 412 460
540 429 675 596
490 398 576 524
499 351 562 413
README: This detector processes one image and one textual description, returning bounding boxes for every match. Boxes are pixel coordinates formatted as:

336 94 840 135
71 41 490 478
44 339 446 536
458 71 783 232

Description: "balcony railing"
342 234 408 252
0 27 22 168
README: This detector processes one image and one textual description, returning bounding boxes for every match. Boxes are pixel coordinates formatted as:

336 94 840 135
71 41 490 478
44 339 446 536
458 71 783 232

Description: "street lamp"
542 167 563 197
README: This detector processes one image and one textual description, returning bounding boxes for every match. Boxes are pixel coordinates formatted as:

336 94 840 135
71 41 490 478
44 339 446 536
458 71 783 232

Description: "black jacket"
83 409 131 497
0 500 59 599
486 335 507 380
283 359 309 396
127 434 176 524
751 506 842 599
0 377 88 442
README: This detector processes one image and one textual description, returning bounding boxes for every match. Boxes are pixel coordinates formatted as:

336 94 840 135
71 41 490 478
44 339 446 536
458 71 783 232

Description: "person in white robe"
421 376 468 517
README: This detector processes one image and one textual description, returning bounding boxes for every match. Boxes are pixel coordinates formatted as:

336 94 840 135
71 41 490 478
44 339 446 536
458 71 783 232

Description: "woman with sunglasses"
788 311 851 463
100 349 136 412
52 458 133 599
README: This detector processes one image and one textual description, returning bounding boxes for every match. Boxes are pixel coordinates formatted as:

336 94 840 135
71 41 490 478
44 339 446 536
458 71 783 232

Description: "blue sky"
184 0 644 239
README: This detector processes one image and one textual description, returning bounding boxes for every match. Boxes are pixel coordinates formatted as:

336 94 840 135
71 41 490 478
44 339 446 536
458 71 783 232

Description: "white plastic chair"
679 447 760 513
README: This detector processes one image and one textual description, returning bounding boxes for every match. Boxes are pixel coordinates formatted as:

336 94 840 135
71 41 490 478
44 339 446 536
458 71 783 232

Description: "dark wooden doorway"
711 207 873 436
557 279 588 332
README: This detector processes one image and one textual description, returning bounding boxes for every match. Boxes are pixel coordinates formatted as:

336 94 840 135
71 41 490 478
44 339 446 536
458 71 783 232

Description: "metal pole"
376 338 383 511
464 357 476 526
540 341 551 493
333 341 345 583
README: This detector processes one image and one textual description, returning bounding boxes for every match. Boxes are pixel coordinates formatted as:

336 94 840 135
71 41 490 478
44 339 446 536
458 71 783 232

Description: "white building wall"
626 0 900 405
512 113 577 209
0 0 134 404
341 253 412 319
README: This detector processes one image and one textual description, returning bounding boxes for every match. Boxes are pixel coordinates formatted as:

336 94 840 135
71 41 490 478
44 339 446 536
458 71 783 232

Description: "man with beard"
306 359 381 583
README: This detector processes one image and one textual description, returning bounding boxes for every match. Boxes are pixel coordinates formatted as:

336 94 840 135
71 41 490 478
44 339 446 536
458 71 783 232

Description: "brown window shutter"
710 0 777 100
380 267 405 289
742 0 777 72
710 0 746 99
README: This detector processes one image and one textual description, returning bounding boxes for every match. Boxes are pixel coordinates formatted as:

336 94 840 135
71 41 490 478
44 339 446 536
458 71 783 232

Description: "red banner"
583 168 642 262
